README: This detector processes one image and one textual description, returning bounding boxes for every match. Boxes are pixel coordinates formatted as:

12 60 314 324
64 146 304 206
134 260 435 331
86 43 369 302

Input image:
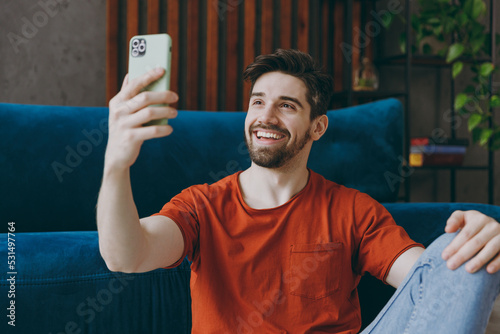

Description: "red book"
410 152 465 167
411 137 469 146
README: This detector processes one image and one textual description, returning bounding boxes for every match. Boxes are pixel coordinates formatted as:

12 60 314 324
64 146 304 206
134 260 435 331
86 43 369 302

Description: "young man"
97 49 500 333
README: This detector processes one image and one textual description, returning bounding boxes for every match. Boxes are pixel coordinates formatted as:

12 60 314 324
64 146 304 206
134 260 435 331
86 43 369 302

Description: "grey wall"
1 0 498 205
1 0 106 106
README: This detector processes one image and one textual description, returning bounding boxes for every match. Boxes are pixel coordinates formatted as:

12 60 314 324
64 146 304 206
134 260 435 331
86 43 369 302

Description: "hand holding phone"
104 34 177 171
128 33 172 126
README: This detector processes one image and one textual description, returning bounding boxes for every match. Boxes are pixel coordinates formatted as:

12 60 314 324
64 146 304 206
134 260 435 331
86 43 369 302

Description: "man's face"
244 71 313 169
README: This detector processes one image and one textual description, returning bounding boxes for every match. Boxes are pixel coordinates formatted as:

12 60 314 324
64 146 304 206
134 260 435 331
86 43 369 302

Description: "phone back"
128 33 172 125
128 33 172 93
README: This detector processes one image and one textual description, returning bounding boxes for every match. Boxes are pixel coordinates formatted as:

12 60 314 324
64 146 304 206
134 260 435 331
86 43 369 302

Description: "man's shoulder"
181 171 240 199
309 169 361 197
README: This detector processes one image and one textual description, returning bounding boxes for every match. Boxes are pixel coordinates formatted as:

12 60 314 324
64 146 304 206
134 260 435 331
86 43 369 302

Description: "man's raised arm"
97 68 183 273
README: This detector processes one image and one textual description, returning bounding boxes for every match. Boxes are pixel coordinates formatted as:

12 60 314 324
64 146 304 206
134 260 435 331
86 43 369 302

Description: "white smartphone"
128 33 172 126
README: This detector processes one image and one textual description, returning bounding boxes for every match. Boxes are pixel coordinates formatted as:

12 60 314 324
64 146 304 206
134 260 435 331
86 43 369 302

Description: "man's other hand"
442 210 500 274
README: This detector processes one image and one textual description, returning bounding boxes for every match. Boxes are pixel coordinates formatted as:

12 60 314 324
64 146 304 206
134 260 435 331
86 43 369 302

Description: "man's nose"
258 105 279 124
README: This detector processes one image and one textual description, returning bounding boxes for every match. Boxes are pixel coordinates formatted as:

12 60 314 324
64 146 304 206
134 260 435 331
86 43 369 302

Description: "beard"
245 124 311 169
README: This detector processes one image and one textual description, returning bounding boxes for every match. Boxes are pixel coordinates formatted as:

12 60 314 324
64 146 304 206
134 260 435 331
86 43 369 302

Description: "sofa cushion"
309 98 403 202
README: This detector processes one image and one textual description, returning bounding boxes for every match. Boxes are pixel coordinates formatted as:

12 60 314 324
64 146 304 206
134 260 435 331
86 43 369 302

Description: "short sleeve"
152 187 200 268
353 192 423 283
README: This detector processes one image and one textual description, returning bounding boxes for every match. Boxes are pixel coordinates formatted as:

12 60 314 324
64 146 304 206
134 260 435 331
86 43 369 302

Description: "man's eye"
253 100 263 105
282 103 294 109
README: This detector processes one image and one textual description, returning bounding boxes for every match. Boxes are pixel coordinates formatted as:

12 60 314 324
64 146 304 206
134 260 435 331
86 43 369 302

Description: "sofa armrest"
0 231 191 333
384 202 500 247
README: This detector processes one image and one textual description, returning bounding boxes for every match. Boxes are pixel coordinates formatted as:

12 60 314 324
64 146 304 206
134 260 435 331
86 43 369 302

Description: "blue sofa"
1 99 499 333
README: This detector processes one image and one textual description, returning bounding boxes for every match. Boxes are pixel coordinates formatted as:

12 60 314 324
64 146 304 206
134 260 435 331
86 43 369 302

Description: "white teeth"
256 131 283 140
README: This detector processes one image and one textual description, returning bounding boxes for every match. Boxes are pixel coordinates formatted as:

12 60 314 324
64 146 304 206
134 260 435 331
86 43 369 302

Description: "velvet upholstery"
0 100 499 333
0 99 401 232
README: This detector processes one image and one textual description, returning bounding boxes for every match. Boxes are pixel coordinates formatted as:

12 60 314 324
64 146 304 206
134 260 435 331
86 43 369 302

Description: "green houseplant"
396 0 500 150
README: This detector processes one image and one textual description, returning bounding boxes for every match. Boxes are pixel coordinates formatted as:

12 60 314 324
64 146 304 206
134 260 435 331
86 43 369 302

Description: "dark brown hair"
243 49 334 120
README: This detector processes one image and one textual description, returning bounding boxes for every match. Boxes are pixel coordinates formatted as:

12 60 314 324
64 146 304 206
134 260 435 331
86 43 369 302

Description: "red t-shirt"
154 170 422 333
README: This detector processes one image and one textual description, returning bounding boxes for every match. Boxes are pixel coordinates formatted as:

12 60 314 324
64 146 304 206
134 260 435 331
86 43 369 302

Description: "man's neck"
238 163 310 210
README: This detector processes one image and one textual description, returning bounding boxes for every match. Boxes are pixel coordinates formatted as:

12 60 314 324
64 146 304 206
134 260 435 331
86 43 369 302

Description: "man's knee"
424 232 457 257
423 232 500 288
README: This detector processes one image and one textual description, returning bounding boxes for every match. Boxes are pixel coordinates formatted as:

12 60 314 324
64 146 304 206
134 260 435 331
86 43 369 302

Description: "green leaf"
464 0 474 18
455 93 469 110
437 49 447 57
471 0 486 19
443 18 456 34
446 43 465 63
468 113 483 131
491 95 500 108
471 22 486 40
432 25 443 36
399 32 406 53
479 63 495 77
479 128 493 146
452 61 464 78
470 34 486 53
411 14 421 34
385 14 394 29
380 12 394 28
471 127 482 143
456 13 469 26
428 17 441 25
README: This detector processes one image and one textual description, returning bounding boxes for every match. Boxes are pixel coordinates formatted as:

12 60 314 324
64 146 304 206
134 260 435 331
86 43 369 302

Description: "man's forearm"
97 167 146 272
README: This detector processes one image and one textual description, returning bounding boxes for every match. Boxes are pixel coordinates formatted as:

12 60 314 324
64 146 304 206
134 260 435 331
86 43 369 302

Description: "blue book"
410 145 467 154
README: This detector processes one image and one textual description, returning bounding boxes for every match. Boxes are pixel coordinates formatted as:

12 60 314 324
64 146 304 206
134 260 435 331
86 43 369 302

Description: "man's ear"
311 114 328 141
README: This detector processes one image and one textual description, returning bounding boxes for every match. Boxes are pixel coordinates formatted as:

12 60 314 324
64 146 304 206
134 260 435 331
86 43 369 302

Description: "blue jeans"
361 232 500 334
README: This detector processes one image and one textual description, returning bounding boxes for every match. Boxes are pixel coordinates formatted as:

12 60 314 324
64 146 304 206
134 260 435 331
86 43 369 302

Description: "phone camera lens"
132 39 140 48
132 48 139 57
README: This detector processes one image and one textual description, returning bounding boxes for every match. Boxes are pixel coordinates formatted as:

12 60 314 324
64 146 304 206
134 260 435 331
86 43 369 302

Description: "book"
409 152 465 167
410 145 467 154
411 137 469 147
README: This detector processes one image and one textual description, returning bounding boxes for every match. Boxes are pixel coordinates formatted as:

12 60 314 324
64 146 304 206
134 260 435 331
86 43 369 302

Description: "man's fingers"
445 225 495 270
133 124 173 141
114 90 179 117
121 67 165 100
486 252 500 274
125 106 178 128
121 74 129 90
444 210 465 233
109 68 165 108
442 218 483 261
464 234 500 273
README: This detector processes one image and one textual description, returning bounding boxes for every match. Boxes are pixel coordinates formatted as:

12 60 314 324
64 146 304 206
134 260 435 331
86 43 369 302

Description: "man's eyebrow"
279 96 304 109
250 92 304 109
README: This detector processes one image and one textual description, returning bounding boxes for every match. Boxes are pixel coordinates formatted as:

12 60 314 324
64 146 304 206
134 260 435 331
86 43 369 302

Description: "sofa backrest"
0 98 403 232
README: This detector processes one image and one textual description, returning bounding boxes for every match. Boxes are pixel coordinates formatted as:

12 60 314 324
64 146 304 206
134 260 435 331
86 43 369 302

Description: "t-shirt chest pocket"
286 242 343 300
